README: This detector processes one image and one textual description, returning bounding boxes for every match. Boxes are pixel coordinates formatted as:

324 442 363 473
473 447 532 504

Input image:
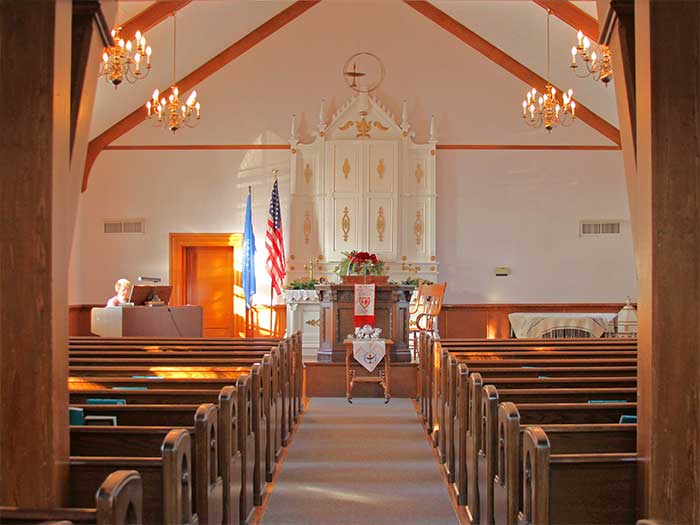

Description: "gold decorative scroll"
356 117 371 138
373 121 389 131
342 158 351 179
376 207 385 242
341 207 351 241
303 210 312 244
377 159 385 179
304 163 312 184
339 121 354 131
415 210 423 246
305 319 321 327
415 163 424 184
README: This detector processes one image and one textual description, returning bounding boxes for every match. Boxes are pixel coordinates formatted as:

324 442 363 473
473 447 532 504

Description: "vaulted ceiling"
86 0 617 190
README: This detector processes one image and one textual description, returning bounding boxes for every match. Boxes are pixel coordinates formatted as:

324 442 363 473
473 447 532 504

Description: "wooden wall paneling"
0 1 72 507
635 2 700 521
438 303 626 339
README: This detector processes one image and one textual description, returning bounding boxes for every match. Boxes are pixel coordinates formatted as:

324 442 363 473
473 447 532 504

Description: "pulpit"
316 283 413 362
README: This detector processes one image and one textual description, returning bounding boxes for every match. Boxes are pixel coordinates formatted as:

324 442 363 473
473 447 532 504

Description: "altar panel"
316 284 412 363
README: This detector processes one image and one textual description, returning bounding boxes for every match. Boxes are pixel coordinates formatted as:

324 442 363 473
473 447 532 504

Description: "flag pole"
270 170 278 336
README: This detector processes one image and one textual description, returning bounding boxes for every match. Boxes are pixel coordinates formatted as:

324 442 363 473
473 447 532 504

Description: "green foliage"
401 277 434 287
285 278 319 290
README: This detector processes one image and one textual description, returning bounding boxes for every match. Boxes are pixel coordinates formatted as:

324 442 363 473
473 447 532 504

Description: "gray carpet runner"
260 398 458 525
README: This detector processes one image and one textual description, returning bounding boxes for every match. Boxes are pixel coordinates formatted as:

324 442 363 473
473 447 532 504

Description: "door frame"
169 233 244 337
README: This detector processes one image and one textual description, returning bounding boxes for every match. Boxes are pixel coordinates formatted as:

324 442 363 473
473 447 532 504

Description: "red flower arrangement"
335 250 385 276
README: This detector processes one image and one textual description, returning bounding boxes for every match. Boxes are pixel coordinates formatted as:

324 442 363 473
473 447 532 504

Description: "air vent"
104 218 145 234
580 220 622 236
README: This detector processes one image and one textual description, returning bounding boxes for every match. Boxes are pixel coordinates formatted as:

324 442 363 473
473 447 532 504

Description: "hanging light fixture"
521 10 576 131
145 13 201 132
99 27 152 87
570 31 613 85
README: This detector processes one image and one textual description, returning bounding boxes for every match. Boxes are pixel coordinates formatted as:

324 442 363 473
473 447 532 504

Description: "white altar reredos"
286 93 439 284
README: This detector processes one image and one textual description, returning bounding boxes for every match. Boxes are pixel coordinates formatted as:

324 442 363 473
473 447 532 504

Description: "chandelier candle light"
570 30 613 85
100 27 152 87
145 14 201 132
521 11 576 131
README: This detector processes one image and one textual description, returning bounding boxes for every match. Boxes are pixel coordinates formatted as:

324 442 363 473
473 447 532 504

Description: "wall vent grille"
104 219 145 234
580 221 622 236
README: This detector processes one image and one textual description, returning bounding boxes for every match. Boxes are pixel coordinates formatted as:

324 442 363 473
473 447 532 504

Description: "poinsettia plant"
335 251 385 276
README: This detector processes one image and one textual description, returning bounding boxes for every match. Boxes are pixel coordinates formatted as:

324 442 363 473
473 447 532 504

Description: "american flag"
265 178 286 295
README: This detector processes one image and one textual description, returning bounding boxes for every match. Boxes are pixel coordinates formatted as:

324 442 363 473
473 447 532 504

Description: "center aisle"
259 398 459 525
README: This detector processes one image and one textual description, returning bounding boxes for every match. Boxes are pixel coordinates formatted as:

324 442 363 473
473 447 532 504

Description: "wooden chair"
409 282 447 360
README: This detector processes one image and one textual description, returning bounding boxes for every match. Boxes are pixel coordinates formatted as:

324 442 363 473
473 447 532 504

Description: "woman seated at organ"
106 278 132 307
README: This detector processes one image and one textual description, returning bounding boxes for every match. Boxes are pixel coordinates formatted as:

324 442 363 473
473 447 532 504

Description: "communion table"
316 283 413 362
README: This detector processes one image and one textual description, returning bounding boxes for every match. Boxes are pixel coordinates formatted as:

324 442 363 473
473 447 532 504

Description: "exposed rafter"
403 1 620 146
82 0 321 192
119 1 192 41
532 0 599 41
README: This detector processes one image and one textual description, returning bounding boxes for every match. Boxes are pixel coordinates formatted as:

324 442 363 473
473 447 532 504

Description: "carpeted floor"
260 398 458 525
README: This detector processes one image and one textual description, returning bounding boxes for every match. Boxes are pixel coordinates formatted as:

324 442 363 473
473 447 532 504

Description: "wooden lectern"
316 283 413 362
91 306 203 337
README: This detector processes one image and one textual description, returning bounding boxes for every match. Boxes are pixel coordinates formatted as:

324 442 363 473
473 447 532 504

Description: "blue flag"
243 190 256 309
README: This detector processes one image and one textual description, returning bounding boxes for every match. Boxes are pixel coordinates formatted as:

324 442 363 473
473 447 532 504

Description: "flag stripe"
266 179 286 295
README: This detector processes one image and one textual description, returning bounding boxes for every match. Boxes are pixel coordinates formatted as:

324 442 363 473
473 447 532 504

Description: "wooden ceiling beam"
533 0 599 42
82 0 321 192
118 1 192 40
403 1 620 146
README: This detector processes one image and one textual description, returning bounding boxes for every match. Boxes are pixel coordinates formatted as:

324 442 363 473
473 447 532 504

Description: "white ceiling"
90 0 618 144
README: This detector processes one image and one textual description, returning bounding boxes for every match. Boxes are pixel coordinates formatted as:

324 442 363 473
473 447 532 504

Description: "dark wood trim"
99 144 619 152
403 0 621 146
119 1 192 41
532 0 599 41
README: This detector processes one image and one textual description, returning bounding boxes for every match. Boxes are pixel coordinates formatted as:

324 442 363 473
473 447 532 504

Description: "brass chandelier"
521 11 576 131
570 31 613 85
99 27 152 87
145 14 200 132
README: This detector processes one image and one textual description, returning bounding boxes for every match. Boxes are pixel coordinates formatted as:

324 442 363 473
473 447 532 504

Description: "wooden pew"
514 426 636 525
69 339 296 451
70 429 195 525
0 470 142 525
70 403 222 525
442 361 636 484
453 367 636 514
478 392 636 525
68 357 278 484
490 402 637 525
71 376 259 525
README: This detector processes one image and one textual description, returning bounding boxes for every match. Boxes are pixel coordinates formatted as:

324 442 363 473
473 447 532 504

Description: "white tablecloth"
508 313 617 339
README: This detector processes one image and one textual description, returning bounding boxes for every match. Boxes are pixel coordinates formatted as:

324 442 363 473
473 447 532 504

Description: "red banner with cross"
353 284 376 327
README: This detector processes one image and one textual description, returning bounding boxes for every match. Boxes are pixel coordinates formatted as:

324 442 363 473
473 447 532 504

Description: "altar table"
508 312 616 339
344 339 393 403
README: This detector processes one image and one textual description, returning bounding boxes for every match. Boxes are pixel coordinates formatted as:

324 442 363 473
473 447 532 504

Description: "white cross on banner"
352 339 386 372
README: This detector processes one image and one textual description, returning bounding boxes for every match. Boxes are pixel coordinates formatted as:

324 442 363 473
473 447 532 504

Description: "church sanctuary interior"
3 0 700 524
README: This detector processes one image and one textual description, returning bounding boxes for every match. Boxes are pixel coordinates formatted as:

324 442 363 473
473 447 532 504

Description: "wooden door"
185 246 235 337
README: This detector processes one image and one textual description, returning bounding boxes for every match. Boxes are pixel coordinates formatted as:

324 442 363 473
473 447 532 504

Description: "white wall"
70 0 636 305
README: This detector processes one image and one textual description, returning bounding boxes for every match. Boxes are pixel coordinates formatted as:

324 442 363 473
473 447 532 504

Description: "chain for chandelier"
145 13 201 132
521 10 575 131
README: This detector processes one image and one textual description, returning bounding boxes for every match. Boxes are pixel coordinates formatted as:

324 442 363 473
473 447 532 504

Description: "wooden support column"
0 0 73 507
635 1 700 521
